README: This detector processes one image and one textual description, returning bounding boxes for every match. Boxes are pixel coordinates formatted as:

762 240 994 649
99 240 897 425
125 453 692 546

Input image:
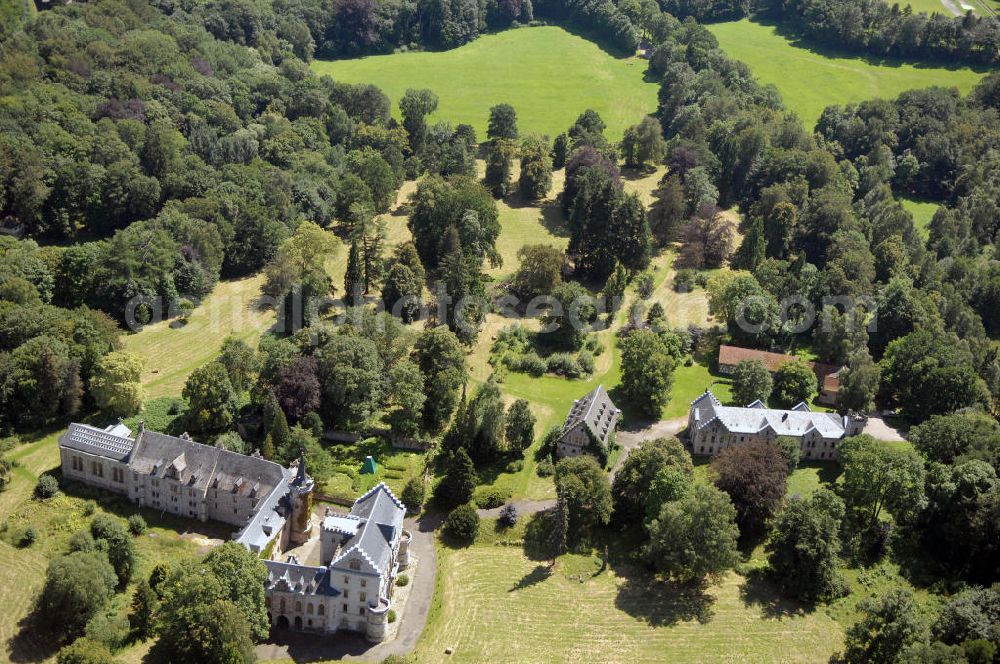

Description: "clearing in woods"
312 26 659 140
123 182 417 399
707 19 985 128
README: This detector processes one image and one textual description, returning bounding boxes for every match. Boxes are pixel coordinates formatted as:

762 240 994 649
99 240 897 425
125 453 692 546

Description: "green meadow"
901 197 941 238
312 26 659 140
708 19 985 128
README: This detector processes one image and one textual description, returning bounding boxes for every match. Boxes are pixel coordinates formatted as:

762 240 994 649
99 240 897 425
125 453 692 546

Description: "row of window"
268 596 368 618
69 456 126 484
270 597 328 616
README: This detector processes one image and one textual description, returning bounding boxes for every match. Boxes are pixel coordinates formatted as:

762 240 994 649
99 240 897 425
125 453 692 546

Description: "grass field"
314 26 658 140
901 197 940 239
414 531 844 663
707 20 985 128
124 183 416 400
123 275 275 399
903 0 951 13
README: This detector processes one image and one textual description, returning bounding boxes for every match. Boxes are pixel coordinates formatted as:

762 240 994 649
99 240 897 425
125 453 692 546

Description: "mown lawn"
320 437 426 501
313 26 659 140
707 19 985 128
122 275 275 399
414 537 845 663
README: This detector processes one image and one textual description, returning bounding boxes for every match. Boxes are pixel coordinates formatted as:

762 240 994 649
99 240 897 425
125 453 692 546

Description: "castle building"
556 385 621 460
265 483 410 640
58 421 409 642
688 390 866 461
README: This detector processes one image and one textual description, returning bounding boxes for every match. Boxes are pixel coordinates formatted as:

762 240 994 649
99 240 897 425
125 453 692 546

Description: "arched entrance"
277 615 290 629
294 616 303 631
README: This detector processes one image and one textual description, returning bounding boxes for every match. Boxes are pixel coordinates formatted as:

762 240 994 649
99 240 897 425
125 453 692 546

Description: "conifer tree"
129 579 157 639
548 491 568 563
734 217 766 271
269 407 292 460
260 434 275 461
345 239 364 306
437 448 477 508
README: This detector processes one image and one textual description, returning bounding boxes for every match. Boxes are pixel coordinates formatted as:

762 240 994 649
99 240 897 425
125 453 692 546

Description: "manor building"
688 390 866 461
58 421 409 642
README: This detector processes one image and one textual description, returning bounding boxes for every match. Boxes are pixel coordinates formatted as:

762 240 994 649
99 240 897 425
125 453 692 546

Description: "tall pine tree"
345 239 364 306
733 217 766 271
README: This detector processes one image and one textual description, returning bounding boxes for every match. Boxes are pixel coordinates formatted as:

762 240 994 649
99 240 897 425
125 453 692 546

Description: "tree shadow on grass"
509 563 553 591
521 508 558 561
738 568 817 619
540 201 570 238
614 575 716 627
7 612 63 663
619 166 659 182
751 16 992 73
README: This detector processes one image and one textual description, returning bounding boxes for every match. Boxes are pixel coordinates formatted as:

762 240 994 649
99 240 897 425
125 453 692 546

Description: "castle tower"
365 599 391 642
288 452 315 546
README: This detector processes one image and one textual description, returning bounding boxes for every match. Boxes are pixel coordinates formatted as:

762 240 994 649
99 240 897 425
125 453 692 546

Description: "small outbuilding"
361 455 377 475
556 385 620 462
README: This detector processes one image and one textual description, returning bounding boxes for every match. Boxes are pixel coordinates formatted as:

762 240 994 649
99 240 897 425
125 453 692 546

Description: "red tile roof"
718 345 842 393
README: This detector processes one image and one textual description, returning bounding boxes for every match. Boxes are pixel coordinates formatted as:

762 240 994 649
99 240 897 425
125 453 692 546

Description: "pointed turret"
292 450 309 487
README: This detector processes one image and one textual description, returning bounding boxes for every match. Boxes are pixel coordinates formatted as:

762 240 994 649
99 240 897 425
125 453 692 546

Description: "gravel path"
863 416 908 443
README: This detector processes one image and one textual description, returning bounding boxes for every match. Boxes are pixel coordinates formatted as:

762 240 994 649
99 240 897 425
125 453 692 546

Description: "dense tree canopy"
712 440 788 536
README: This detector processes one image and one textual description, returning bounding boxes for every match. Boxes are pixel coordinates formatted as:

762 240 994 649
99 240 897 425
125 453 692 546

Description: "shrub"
127 515 147 536
577 351 595 375
443 504 480 545
506 459 524 473
85 611 130 650
69 531 96 553
56 637 117 664
547 352 583 378
387 609 397 623
395 574 409 587
511 351 547 377
35 474 59 499
536 459 555 477
82 500 97 516
674 269 696 292
498 503 518 528
636 272 654 299
19 526 37 547
473 486 510 509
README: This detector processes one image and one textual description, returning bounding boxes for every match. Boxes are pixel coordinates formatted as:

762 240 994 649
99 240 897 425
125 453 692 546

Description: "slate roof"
234 467 291 552
59 422 136 462
128 430 223 492
264 560 340 597
691 391 848 439
330 483 405 579
213 448 285 498
561 384 620 446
